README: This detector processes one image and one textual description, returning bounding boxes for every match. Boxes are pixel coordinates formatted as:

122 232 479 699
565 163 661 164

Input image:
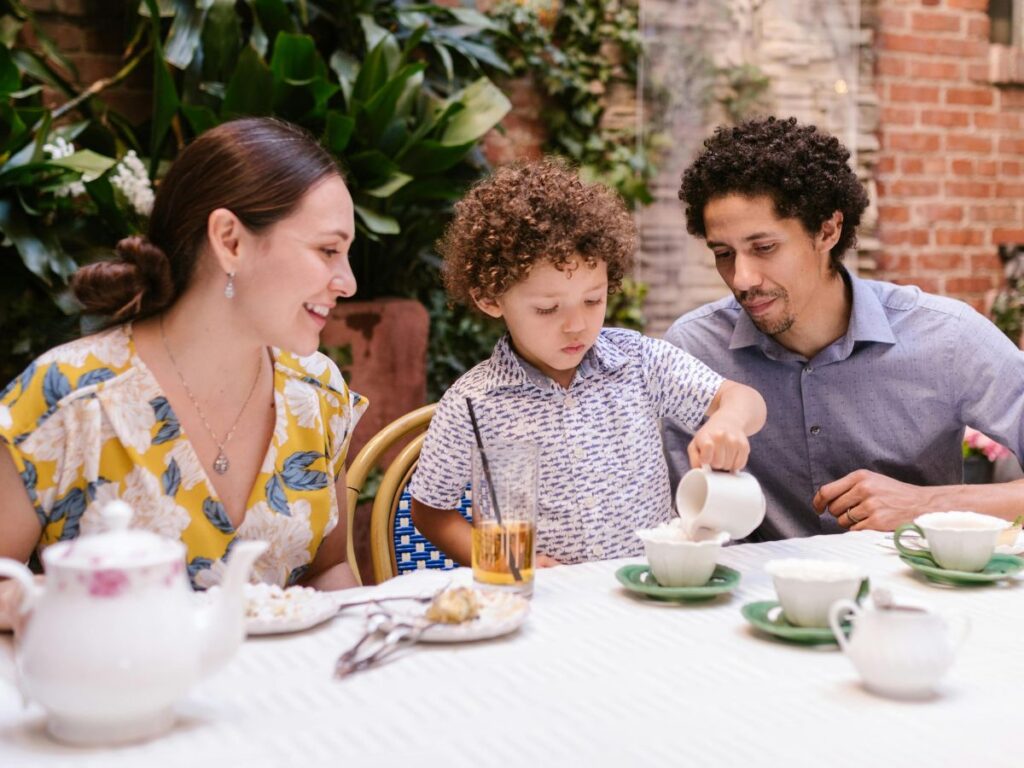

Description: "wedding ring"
846 508 861 524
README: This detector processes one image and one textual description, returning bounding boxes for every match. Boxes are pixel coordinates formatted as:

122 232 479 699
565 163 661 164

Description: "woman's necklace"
160 317 263 475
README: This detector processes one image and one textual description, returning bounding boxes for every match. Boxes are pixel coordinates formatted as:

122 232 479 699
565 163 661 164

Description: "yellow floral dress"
0 324 366 588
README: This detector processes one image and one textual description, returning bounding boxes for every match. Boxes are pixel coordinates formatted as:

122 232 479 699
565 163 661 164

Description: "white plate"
877 529 1024 556
200 583 341 636
394 589 530 643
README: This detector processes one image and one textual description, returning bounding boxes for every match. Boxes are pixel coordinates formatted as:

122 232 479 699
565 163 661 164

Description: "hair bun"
72 235 174 320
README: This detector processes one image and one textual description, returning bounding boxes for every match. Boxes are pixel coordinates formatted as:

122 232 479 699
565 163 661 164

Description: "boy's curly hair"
679 116 869 271
440 158 636 306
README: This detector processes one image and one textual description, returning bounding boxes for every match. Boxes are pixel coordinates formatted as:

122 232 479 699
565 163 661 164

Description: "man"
663 116 1024 540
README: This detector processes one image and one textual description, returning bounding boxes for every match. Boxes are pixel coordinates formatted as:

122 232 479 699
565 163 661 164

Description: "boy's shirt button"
563 395 576 408
591 544 605 558
573 447 586 460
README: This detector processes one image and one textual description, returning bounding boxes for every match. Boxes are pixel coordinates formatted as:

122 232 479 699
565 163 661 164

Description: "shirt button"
563 395 576 408
574 447 586 460
592 544 605 558
804 366 813 374
810 425 821 435
584 496 598 508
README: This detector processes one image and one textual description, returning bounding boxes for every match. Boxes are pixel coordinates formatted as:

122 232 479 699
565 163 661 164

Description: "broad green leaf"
361 62 425 139
248 0 296 57
143 0 181 169
398 138 474 175
447 8 502 32
181 103 219 135
0 102 26 156
329 50 359 105
440 78 510 146
362 171 412 198
390 176 466 205
49 150 116 178
136 0 176 17
163 0 211 70
0 44 20 95
351 36 392 105
223 45 273 117
10 49 75 98
200 0 242 82
345 149 398 186
0 198 75 286
394 68 423 119
435 33 511 75
431 42 454 85
84 176 130 239
359 15 399 72
354 205 399 235
324 111 354 153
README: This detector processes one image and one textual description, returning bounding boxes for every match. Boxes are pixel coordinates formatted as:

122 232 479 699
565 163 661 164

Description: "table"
1 531 1020 767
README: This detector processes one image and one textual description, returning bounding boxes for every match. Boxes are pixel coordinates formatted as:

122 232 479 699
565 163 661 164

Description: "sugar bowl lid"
43 500 184 570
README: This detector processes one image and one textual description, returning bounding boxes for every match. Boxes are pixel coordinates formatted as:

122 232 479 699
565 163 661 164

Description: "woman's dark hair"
678 116 869 271
72 118 342 321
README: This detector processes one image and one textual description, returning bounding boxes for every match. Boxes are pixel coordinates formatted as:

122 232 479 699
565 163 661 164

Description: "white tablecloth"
1 531 1020 767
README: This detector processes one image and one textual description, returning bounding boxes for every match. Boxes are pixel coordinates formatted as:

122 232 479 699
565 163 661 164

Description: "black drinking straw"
465 397 522 582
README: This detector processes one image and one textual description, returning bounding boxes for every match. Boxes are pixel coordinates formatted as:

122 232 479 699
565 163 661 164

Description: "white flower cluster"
109 150 155 216
43 138 154 216
43 136 86 197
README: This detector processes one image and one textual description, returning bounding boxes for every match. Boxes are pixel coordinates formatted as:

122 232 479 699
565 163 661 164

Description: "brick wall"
20 0 150 125
873 0 1024 309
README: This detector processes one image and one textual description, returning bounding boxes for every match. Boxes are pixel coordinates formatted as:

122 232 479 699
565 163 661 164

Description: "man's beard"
737 289 794 336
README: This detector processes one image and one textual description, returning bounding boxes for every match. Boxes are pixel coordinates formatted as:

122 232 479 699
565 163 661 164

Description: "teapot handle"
0 559 41 616
828 598 860 653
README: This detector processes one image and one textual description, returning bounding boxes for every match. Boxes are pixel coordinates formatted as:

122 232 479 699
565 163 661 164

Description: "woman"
0 117 365 606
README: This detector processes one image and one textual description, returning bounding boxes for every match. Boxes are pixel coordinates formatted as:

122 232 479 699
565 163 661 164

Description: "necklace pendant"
213 451 230 475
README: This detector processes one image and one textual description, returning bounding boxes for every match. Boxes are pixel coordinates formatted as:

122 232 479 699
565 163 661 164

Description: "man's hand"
687 412 751 472
536 554 562 568
813 470 939 531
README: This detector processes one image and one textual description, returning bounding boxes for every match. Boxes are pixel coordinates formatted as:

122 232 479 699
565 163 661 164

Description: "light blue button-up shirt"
663 272 1024 541
411 328 723 563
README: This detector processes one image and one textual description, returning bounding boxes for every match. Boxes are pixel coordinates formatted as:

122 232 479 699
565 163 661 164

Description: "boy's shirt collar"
483 330 630 394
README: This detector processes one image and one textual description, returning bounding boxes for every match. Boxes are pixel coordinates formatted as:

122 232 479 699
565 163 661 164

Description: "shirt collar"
728 269 896 359
482 330 630 393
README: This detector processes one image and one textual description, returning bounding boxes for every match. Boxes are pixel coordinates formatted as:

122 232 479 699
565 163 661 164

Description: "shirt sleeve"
0 361 56 527
953 307 1024 463
641 334 725 432
408 388 474 510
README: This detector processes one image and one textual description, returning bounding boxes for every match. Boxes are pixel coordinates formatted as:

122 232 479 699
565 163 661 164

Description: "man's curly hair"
679 116 869 271
440 158 635 306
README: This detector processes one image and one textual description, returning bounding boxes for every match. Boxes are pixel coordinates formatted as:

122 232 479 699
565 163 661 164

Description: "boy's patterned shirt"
409 328 724 564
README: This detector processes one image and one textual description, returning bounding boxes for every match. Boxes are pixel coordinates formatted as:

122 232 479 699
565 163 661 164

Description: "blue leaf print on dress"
77 367 115 390
42 364 71 408
287 564 310 586
0 374 17 403
265 474 290 516
163 459 181 496
187 557 214 589
281 451 329 491
150 397 181 445
20 459 38 504
18 361 36 398
203 497 234 533
51 488 87 537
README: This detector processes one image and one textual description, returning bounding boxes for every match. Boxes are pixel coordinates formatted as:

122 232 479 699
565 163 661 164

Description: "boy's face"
704 193 841 341
476 258 608 388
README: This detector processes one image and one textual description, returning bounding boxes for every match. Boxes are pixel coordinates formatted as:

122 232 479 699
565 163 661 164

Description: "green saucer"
899 553 1024 585
741 601 848 645
616 564 740 602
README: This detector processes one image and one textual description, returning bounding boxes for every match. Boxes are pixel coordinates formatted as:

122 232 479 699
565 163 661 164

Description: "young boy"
409 159 766 566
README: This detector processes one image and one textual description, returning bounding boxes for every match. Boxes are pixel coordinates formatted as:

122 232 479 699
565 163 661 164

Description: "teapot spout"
196 541 268 678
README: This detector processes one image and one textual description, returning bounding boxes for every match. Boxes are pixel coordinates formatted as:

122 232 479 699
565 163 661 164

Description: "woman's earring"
224 272 235 299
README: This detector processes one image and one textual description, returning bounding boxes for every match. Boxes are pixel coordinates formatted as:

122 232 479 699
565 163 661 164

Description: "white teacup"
676 467 766 539
894 511 1009 572
636 521 729 587
764 558 867 628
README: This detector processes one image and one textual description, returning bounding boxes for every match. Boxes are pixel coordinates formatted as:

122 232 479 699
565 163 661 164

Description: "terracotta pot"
320 298 430 581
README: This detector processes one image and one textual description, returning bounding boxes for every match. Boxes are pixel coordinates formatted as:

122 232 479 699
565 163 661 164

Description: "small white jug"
829 591 969 699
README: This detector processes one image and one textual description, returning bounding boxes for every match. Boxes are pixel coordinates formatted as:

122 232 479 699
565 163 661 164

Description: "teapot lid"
43 501 183 570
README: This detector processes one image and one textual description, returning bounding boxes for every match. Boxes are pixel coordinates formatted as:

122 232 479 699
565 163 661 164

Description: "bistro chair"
346 404 472 584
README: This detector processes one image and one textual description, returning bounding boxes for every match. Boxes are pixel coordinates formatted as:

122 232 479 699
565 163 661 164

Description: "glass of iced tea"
470 441 538 597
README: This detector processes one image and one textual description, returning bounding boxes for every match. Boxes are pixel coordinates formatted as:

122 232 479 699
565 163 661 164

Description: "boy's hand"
687 413 751 472
536 554 562 568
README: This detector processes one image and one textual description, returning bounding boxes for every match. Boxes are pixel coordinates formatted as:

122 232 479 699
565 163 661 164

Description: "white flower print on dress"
97 369 158 454
51 398 104 496
0 404 12 430
80 481 123 536
21 406 69 463
192 558 229 590
237 500 313 586
165 441 207 491
284 378 321 431
297 353 329 378
328 413 350 466
272 389 289 446
38 326 131 370
121 466 190 540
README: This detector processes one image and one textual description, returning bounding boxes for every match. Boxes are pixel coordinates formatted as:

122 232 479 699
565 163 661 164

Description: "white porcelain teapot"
828 588 969 699
0 501 266 745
